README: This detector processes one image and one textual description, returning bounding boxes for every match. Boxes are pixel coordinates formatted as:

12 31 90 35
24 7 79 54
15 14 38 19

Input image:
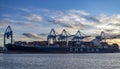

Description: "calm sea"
0 53 120 69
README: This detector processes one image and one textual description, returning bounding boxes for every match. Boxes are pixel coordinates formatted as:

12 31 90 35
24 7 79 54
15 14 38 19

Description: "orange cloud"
107 39 120 46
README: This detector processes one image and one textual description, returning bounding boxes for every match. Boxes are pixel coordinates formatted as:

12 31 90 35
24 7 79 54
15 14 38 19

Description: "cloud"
47 9 100 31
48 19 74 28
112 35 120 38
22 33 42 39
24 14 42 22
39 33 47 36
0 19 33 28
0 8 120 37
82 16 100 23
43 9 120 36
68 9 90 16
108 34 120 39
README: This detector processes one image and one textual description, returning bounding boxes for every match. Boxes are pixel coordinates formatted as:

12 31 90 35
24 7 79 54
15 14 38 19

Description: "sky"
0 0 120 46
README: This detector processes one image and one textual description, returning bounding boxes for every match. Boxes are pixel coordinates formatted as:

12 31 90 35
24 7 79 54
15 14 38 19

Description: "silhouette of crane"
72 30 91 41
4 25 13 46
47 28 57 45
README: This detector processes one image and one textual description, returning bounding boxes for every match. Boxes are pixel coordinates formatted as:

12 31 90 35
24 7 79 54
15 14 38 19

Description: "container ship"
3 26 119 53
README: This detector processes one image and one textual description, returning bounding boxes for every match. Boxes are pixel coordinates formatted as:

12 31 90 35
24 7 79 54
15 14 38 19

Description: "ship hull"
5 44 118 53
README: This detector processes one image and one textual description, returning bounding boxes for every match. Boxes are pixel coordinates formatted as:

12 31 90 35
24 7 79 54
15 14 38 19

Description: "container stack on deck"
14 40 119 49
14 41 48 46
54 41 67 47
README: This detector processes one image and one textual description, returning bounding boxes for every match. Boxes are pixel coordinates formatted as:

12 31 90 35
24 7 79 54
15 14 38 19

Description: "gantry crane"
95 31 106 41
58 29 72 41
47 28 57 45
72 30 90 41
4 25 13 46
92 31 106 46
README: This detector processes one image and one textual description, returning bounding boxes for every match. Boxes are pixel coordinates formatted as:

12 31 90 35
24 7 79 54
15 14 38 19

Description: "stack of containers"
40 41 48 46
68 41 75 47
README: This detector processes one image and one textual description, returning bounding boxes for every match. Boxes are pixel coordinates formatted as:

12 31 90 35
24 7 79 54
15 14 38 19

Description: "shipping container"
39 41 48 46
15 41 27 46
68 41 75 47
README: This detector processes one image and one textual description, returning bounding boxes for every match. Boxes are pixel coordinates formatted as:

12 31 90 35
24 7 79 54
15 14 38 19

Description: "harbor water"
0 53 120 69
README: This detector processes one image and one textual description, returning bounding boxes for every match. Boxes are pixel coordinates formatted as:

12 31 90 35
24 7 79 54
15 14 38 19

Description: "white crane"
92 31 105 46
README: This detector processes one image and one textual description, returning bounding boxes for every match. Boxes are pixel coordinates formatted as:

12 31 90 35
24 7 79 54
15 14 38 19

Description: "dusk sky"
0 0 120 46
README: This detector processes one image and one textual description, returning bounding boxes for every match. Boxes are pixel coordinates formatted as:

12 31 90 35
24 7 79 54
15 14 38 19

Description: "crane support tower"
58 29 68 41
95 31 105 41
72 30 91 41
47 28 57 45
72 30 84 41
4 25 13 46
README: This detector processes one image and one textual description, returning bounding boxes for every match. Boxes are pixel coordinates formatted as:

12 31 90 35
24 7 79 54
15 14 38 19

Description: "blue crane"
47 28 57 45
92 31 106 46
4 25 13 46
95 31 105 41
58 29 71 41
72 30 91 41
